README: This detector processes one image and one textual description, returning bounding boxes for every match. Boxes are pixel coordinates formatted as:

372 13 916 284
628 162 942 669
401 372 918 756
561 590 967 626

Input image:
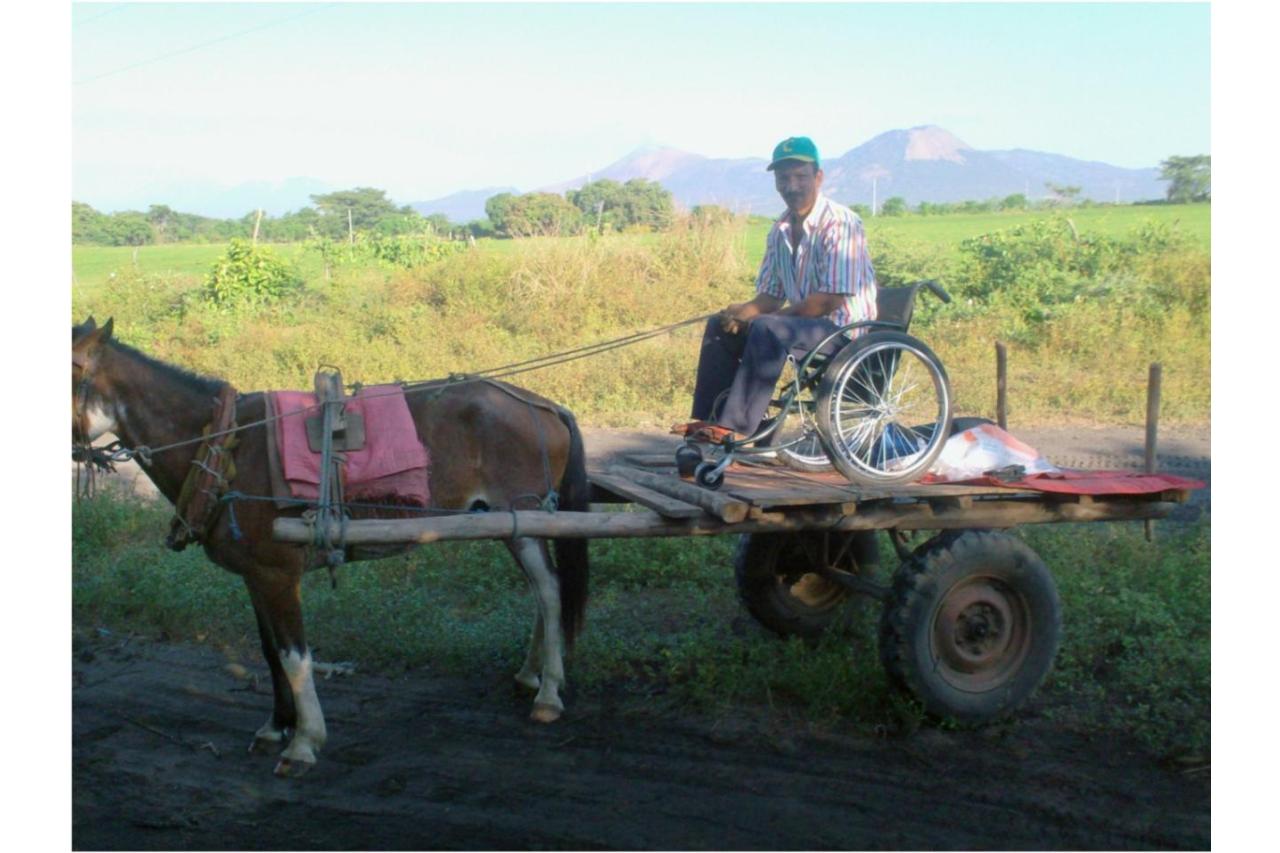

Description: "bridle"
72 350 94 444
71 351 122 476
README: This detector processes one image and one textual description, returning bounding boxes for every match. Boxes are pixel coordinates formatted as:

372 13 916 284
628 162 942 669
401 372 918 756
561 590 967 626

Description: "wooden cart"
274 453 1194 723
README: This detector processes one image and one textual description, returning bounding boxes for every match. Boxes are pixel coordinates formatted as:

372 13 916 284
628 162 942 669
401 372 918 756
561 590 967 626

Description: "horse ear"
101 317 114 342
83 316 97 332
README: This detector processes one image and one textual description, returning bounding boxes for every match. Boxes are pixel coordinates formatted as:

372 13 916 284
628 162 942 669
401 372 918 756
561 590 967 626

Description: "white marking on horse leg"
511 537 565 721
514 608 544 691
250 717 286 753
276 648 326 771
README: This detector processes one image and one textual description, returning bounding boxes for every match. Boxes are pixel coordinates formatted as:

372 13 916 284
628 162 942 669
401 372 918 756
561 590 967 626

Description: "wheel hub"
932 577 1030 689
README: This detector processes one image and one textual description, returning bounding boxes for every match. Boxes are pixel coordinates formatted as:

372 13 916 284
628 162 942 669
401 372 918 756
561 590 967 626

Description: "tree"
568 178 674 232
1000 193 1028 211
568 179 624 231
104 211 153 247
310 187 409 238
617 179 674 231
484 193 518 236
1045 182 1082 205
72 201 110 244
422 213 452 234
1159 155 1210 203
485 192 582 238
880 196 908 217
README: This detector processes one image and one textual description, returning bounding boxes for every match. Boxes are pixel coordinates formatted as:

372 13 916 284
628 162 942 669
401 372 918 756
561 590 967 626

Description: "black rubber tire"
879 529 1061 723
734 532 879 638
675 443 703 477
694 461 724 490
815 330 952 486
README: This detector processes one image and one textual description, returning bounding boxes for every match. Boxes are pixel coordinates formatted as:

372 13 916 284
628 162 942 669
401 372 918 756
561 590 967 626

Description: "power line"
73 5 128 30
73 4 333 86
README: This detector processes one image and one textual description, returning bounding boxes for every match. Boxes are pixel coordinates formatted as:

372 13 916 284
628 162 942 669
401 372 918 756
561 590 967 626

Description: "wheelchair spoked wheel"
758 405 832 472
758 359 832 472
815 331 952 486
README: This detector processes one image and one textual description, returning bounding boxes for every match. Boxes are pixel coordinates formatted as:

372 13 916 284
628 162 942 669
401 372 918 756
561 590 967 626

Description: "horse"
72 317 590 777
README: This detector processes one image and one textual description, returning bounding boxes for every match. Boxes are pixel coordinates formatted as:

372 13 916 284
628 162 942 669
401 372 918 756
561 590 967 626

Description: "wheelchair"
678 280 954 489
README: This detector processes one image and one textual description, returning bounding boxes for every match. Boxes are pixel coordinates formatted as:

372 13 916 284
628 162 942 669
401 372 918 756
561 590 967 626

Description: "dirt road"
72 632 1208 850
72 423 1210 849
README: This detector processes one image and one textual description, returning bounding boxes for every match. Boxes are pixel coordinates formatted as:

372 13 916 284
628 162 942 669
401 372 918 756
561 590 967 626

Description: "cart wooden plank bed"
273 452 1194 725
274 456 1192 544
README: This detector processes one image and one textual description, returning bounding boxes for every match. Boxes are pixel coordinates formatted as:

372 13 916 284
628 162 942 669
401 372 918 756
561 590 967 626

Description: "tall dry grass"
71 212 1209 427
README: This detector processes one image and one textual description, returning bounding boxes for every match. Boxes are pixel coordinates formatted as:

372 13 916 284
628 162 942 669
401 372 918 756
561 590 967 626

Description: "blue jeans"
690 314 841 435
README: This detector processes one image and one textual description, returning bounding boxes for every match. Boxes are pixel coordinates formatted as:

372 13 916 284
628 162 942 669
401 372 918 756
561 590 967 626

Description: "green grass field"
72 203 1210 292
741 203 1209 268
72 242 322 297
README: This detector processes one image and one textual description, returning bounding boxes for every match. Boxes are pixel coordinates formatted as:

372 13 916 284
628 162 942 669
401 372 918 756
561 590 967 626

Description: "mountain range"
411 126 1166 222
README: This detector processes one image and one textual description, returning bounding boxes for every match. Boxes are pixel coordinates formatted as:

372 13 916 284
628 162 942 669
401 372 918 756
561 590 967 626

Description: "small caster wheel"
676 443 704 476
695 460 725 490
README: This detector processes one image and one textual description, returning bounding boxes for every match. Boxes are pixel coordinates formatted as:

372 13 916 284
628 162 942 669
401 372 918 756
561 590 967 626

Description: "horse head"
72 316 117 442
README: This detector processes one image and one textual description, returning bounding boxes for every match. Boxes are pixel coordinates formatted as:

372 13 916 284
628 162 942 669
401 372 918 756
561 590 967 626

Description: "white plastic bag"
926 423 1059 483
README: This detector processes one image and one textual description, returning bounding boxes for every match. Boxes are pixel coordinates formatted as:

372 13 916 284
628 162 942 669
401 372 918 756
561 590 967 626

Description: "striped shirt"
754 194 877 329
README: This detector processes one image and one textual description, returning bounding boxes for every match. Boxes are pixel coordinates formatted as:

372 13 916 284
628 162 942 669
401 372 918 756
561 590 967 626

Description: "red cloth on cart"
941 469 1203 495
271 385 430 506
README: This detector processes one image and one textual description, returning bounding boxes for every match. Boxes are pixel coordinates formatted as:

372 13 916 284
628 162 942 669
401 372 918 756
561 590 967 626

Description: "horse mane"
76 324 227 397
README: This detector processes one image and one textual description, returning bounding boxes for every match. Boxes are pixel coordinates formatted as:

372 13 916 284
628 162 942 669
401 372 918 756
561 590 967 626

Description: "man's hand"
718 302 757 334
718 294 783 334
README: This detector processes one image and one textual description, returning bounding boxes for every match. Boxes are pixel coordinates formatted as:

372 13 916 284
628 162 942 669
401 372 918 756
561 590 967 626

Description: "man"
674 135 878 443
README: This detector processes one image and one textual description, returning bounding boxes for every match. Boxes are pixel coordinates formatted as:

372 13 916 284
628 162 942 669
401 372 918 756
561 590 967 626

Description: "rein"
72 313 715 464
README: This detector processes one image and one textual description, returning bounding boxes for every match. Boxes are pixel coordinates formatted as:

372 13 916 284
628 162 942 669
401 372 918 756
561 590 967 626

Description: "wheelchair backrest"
875 285 919 331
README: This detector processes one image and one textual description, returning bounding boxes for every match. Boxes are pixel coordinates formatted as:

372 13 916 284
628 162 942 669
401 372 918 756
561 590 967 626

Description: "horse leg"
507 537 565 723
513 596 545 692
247 571 327 776
246 587 296 754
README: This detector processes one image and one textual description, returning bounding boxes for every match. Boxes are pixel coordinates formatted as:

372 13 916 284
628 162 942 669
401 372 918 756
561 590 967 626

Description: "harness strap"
166 384 240 551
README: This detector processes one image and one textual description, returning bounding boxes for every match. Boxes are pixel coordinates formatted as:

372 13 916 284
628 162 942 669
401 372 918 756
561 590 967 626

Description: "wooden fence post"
995 341 1008 430
1144 363 1162 541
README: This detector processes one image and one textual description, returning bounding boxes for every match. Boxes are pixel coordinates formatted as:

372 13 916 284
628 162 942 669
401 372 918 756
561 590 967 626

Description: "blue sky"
72 2 1210 213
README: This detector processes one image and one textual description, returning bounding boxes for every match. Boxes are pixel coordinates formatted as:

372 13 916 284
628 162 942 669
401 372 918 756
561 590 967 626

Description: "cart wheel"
735 532 878 638
879 530 1061 723
675 443 704 477
694 461 724 490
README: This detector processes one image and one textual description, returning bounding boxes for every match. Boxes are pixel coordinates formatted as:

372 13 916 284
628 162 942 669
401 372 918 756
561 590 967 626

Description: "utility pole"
347 208 354 245
252 209 263 245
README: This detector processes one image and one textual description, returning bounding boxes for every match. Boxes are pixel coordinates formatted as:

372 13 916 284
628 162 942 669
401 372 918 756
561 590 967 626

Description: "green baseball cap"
767 136 820 171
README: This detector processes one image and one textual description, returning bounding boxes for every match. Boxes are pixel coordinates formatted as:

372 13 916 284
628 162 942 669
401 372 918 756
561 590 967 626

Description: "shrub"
955 216 1205 324
202 239 303 310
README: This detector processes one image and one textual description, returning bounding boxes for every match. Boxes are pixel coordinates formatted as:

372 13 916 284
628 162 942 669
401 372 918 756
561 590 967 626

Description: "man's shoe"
670 419 714 437
690 424 744 444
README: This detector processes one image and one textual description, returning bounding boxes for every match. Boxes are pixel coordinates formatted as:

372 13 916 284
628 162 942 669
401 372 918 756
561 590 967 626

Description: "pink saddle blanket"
270 385 430 506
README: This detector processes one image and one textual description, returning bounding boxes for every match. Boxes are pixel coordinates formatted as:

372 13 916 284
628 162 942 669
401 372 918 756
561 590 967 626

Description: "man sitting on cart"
674 135 878 444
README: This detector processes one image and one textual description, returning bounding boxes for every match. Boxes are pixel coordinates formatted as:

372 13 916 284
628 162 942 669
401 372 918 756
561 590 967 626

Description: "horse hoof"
530 703 561 724
249 735 282 755
273 756 314 778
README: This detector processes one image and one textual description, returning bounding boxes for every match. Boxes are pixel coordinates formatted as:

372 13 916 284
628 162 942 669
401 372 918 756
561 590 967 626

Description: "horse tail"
552 406 590 648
